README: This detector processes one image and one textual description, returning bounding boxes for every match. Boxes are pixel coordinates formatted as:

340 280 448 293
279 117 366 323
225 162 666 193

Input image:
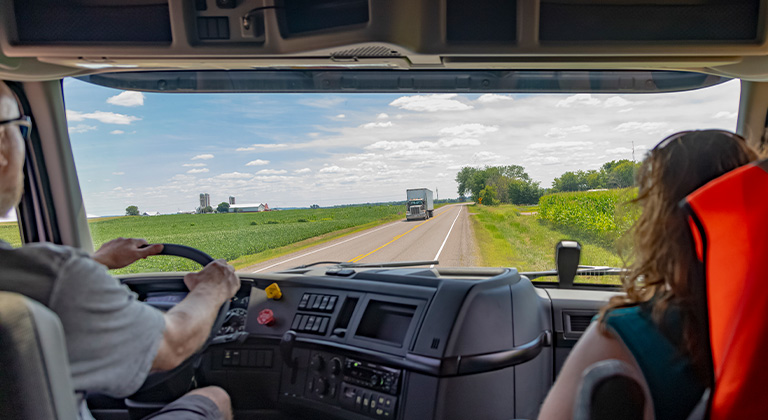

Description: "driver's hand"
184 259 239 302
92 238 163 270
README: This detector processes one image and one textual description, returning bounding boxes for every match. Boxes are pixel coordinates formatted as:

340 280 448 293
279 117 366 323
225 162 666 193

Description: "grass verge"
469 204 623 285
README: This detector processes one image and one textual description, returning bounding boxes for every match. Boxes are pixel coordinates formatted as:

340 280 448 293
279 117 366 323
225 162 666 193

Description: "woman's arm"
538 322 641 420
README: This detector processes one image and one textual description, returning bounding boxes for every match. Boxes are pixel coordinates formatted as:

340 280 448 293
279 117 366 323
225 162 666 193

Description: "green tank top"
604 306 705 420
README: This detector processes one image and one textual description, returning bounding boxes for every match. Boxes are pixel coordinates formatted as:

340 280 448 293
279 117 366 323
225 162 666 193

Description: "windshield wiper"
521 265 623 280
292 260 439 269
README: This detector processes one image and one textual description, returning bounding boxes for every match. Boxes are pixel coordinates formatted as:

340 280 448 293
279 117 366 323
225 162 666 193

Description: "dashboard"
121 266 614 420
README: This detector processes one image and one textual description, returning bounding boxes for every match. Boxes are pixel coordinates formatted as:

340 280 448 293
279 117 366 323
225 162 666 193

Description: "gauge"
217 308 248 335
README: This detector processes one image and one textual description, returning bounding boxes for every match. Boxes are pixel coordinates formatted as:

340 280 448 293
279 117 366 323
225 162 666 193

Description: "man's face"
0 82 26 216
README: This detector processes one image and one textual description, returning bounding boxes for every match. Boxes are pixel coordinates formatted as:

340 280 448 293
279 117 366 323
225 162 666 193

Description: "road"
246 204 478 273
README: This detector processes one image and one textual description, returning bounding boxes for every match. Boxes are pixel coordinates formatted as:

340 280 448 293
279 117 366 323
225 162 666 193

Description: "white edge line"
431 206 463 268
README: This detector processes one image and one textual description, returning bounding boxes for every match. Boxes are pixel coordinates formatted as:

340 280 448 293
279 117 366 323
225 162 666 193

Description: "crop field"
470 189 640 285
0 206 402 274
537 188 638 247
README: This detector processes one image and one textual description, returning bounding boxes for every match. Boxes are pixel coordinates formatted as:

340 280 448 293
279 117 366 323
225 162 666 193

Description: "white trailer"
406 188 434 220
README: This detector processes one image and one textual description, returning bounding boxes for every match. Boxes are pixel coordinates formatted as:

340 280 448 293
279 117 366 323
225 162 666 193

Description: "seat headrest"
682 159 768 420
0 292 78 419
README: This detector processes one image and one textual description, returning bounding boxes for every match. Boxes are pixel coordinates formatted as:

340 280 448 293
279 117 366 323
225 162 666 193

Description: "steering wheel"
128 244 231 403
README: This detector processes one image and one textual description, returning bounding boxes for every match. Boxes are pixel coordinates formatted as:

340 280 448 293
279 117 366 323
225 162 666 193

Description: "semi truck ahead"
406 188 434 220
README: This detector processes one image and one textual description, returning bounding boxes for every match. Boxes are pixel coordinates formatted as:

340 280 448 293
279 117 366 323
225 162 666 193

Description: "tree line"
455 159 641 205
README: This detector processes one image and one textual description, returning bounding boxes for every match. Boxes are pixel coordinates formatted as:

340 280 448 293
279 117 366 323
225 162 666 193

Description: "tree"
479 185 499 206
217 202 230 213
310 204 320 209
125 205 139 216
202 206 214 214
552 171 588 192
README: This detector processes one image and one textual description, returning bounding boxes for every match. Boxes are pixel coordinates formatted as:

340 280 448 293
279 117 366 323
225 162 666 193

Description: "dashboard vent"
563 311 597 339
569 314 593 332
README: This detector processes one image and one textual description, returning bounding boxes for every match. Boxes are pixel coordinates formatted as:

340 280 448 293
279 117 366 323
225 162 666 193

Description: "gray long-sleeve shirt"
0 240 165 415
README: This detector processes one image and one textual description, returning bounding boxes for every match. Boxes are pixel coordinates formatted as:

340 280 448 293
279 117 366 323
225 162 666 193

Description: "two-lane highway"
245 204 478 273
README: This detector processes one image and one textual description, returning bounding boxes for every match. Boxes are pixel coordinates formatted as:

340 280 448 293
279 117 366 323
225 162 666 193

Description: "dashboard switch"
266 283 282 300
257 309 276 326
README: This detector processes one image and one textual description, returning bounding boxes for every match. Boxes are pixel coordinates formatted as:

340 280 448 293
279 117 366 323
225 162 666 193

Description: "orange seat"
683 159 768 419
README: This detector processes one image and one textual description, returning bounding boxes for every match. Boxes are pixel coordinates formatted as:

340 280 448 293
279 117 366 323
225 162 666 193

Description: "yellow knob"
265 283 282 300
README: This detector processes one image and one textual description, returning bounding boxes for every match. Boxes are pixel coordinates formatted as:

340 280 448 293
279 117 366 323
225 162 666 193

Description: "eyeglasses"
652 129 745 152
0 115 32 141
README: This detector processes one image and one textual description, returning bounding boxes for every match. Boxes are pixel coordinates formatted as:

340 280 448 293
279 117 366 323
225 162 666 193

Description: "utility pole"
436 188 438 201
632 141 635 162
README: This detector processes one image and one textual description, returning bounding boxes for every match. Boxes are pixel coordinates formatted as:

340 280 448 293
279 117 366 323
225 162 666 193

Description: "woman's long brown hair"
598 130 757 385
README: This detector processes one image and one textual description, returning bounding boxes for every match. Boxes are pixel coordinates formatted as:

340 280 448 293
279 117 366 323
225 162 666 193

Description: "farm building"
229 203 270 213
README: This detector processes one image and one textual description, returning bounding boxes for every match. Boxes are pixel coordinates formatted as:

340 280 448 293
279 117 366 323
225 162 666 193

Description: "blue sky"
5 77 742 219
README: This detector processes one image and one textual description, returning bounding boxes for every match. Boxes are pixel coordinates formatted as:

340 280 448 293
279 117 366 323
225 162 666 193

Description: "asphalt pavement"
245 203 479 273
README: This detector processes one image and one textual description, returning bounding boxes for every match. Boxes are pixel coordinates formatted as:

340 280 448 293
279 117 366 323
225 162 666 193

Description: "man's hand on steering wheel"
93 237 164 269
184 259 240 303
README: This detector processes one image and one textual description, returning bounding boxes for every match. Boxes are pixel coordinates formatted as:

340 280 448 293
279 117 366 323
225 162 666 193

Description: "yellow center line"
347 208 446 263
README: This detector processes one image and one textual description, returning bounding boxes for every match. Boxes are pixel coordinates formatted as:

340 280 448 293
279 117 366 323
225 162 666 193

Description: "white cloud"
557 94 601 108
191 154 214 160
246 159 270 166
529 141 594 150
473 151 502 162
183 163 206 167
112 172 125 175
110 130 125 135
215 172 252 179
366 140 436 151
255 169 287 175
66 110 140 125
606 147 633 154
236 143 288 151
438 138 481 147
390 94 473 112
377 113 389 119
294 168 312 174
545 125 591 138
603 96 632 108
361 121 394 129
439 123 498 137
187 168 210 174
299 97 345 108
68 124 97 134
613 122 668 133
319 166 351 174
713 111 737 119
477 94 513 103
106 91 145 107
336 114 346 119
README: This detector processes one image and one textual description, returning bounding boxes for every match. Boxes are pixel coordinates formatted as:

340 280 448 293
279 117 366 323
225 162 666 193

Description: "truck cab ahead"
406 188 434 220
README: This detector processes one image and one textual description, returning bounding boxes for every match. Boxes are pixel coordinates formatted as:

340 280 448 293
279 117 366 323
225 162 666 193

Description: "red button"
257 309 276 326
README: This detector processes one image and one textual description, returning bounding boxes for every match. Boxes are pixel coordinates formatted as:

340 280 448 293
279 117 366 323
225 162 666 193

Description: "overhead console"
2 0 767 75
201 267 554 420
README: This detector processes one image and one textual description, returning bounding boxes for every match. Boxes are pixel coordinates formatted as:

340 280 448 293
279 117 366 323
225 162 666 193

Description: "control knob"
314 378 329 396
310 354 325 372
330 358 342 376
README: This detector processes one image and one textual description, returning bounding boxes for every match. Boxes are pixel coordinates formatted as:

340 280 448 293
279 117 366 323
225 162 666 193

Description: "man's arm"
90 238 240 372
152 260 240 371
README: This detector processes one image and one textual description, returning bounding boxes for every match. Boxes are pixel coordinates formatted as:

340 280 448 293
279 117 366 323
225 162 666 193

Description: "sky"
2 77 742 219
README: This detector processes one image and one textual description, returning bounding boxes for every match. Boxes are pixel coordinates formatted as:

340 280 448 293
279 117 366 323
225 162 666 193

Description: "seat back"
683 158 768 420
573 359 654 420
0 291 78 419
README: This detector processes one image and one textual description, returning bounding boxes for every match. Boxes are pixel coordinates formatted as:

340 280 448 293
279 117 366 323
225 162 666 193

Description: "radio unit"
344 358 401 395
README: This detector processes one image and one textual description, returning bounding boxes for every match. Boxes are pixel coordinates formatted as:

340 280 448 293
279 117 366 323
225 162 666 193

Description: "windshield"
3 76 739 283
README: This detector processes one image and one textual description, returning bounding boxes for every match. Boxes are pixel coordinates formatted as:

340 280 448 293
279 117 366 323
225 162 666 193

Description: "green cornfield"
0 206 402 273
537 189 639 246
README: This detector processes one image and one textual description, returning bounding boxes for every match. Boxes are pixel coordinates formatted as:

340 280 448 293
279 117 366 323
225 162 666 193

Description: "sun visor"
682 159 768 420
